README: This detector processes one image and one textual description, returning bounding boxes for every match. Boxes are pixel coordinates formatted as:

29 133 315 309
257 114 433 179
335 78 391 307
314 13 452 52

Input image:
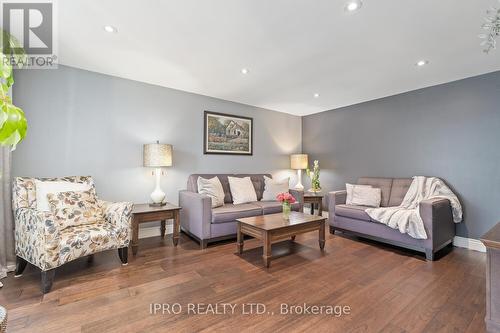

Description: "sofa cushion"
212 203 262 224
357 177 393 207
389 178 412 207
253 201 301 214
335 204 372 222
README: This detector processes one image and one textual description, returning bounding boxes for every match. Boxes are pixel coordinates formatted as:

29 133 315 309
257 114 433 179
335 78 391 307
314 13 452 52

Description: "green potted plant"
306 160 321 193
0 29 28 150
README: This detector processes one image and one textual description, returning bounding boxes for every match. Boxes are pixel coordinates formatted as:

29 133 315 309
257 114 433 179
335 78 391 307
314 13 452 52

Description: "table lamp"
290 154 308 190
143 141 173 206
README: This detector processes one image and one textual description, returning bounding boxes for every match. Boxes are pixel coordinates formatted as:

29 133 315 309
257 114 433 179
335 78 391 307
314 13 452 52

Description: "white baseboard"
139 225 173 239
137 220 486 253
453 236 486 253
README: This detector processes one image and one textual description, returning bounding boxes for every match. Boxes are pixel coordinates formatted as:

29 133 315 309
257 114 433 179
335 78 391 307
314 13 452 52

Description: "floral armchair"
12 176 133 293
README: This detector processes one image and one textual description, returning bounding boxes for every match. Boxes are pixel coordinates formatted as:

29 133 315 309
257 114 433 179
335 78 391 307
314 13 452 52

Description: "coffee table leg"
310 203 314 215
319 222 325 250
263 232 271 268
291 235 296 241
318 201 323 216
237 222 243 254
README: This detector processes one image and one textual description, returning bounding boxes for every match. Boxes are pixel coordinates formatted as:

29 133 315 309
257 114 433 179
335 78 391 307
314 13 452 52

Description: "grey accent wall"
303 71 500 239
12 65 301 212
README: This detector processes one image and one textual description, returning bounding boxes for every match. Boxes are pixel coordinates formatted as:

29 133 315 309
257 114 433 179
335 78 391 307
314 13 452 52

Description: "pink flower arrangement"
276 192 296 204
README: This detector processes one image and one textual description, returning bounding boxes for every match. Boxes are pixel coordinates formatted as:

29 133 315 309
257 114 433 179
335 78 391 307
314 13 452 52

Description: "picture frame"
204 111 253 155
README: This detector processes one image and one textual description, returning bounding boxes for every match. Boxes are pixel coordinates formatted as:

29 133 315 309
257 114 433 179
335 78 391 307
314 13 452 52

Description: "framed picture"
204 111 253 155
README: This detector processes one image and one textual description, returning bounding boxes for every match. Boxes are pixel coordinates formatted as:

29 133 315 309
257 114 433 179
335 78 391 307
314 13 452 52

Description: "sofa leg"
425 249 435 261
329 226 335 235
118 247 128 265
41 269 55 294
15 256 28 277
200 240 208 250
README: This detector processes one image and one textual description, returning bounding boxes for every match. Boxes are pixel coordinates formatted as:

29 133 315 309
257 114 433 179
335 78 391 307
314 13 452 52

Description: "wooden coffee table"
236 212 327 268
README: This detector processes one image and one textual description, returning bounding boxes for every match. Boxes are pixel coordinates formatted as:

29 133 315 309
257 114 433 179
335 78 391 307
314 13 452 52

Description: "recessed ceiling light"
103 25 118 33
345 0 362 12
416 60 429 67
313 93 320 98
241 68 249 74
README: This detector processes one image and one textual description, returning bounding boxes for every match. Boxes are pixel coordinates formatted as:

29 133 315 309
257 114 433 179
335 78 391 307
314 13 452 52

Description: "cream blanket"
365 176 462 239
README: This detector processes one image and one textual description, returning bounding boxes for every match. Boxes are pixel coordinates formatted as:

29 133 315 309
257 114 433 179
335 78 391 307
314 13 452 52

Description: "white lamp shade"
290 154 308 170
143 143 173 167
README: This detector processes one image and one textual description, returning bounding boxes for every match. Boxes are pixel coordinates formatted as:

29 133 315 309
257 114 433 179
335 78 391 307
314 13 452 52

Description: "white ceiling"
59 0 500 116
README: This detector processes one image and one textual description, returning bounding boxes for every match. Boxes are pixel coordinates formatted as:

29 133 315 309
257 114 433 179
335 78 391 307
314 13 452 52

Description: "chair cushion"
48 190 104 230
357 177 393 207
212 203 262 224
252 201 301 214
59 222 119 266
335 204 372 222
388 178 413 207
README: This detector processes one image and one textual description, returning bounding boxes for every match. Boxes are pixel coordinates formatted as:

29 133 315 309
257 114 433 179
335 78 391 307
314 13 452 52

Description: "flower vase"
282 202 291 220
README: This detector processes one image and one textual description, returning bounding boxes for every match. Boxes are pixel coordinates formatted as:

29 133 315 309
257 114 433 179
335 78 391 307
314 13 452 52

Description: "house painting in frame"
204 111 253 155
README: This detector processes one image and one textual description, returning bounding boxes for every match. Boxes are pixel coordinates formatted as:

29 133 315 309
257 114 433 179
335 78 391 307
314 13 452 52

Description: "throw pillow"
228 176 257 205
262 176 289 201
351 186 382 207
345 183 372 205
47 190 104 229
35 180 91 212
197 176 225 208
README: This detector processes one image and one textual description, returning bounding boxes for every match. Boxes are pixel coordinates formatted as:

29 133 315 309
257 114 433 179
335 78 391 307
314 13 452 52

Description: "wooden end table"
481 222 500 332
236 212 326 268
303 192 324 216
131 203 181 255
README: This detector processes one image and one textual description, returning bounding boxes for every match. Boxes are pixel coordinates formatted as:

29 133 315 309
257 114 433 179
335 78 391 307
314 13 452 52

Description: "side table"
303 192 324 216
131 203 181 255
481 222 500 333
0 305 6 333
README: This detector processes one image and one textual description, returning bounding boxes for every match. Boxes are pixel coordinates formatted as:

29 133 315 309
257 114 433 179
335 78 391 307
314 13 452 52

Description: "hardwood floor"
0 229 486 332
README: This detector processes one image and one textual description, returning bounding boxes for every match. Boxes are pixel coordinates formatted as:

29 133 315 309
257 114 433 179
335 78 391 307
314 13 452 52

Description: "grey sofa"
179 174 303 249
328 177 455 260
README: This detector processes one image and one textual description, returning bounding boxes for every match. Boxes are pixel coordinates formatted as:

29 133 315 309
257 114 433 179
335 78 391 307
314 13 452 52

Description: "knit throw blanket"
365 176 462 239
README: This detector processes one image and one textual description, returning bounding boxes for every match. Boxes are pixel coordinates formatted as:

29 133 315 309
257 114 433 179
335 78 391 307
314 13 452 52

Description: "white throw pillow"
351 186 382 207
228 176 257 205
35 180 91 212
197 176 225 208
345 183 372 205
262 176 289 201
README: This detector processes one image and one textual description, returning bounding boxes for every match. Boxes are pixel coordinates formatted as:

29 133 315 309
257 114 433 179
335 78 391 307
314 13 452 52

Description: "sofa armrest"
327 190 347 216
14 208 61 270
288 189 304 212
179 190 212 240
419 198 455 248
99 200 133 246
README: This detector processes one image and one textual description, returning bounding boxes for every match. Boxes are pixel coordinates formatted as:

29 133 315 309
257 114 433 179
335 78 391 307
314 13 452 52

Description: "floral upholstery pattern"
48 190 104 229
13 176 132 271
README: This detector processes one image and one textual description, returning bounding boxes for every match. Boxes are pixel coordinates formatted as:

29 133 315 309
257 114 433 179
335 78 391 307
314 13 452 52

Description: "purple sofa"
179 174 303 249
328 177 455 261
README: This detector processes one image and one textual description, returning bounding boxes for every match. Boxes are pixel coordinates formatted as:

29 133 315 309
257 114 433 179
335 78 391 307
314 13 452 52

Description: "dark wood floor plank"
0 231 486 332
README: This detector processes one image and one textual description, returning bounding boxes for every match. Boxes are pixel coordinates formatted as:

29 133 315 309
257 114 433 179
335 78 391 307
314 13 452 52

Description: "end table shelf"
131 203 181 255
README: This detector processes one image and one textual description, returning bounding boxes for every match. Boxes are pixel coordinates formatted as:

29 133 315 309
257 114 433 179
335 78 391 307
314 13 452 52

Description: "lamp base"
149 202 167 207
